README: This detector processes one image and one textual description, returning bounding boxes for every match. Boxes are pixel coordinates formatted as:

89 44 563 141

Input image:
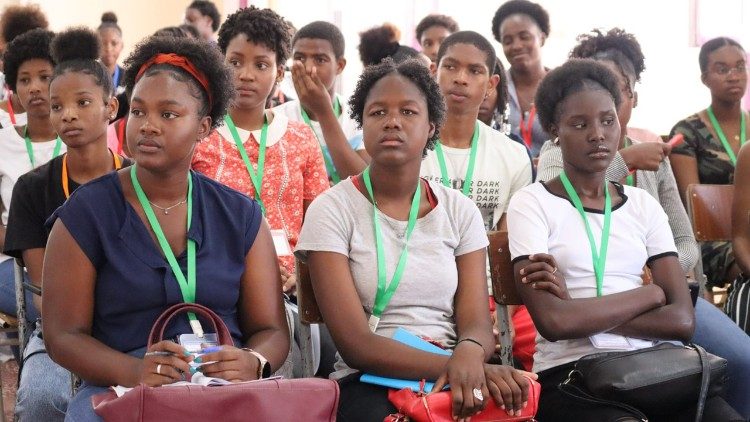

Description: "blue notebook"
359 328 451 391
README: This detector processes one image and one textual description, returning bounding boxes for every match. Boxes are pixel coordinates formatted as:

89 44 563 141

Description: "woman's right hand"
431 341 488 421
138 340 193 386
483 365 537 416
620 142 672 172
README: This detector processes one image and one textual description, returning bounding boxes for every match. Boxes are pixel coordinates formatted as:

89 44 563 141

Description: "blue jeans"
0 259 40 321
64 347 146 422
16 326 72 422
692 297 750 419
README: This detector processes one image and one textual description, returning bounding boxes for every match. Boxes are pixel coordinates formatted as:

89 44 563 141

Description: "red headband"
136 53 213 108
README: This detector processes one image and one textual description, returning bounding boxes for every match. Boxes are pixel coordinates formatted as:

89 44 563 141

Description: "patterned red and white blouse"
192 111 329 273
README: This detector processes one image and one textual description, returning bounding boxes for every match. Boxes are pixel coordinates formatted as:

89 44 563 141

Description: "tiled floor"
1 359 18 421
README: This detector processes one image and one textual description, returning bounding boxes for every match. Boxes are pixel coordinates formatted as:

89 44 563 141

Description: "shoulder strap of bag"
693 343 710 422
558 372 648 422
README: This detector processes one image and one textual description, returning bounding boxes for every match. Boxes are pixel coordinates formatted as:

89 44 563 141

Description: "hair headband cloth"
136 53 213 108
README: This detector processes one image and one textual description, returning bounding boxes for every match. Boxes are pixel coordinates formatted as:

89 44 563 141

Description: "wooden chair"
685 184 734 303
487 231 523 367
296 260 323 378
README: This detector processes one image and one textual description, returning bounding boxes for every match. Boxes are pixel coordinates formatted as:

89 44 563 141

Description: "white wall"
8 0 747 135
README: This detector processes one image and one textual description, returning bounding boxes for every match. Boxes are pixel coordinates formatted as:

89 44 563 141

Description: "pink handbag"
92 303 339 422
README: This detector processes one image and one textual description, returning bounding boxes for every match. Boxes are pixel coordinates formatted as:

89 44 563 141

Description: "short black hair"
0 4 48 44
292 21 345 59
217 6 291 65
348 58 445 155
3 28 55 92
123 36 232 130
98 12 122 37
534 59 621 133
436 31 496 71
153 26 191 38
491 0 550 42
188 1 221 32
570 28 645 87
52 27 113 99
180 24 200 39
699 37 745 74
415 14 459 42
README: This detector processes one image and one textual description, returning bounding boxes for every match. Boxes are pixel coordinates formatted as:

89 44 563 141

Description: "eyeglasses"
710 64 748 77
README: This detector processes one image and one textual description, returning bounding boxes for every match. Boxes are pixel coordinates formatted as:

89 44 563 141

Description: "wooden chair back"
488 231 523 305
686 184 734 242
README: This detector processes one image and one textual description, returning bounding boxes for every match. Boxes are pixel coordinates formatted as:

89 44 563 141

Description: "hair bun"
101 12 117 24
51 27 100 63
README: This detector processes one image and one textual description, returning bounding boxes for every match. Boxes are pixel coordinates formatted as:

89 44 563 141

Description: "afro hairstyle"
436 30 496 71
123 35 233 130
699 37 745 74
534 58 622 133
187 1 221 32
0 4 48 44
3 28 55 92
491 0 550 42
51 27 114 98
348 57 445 156
415 14 459 42
570 28 645 86
217 6 291 65
292 21 345 59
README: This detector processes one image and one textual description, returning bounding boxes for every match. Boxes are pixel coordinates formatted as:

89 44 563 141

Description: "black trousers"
336 373 396 422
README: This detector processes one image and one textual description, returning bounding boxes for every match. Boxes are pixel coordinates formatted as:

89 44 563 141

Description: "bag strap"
558 371 648 422
147 302 233 347
693 344 710 422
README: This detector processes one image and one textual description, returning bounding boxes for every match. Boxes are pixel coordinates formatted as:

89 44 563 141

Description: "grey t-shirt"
295 178 489 378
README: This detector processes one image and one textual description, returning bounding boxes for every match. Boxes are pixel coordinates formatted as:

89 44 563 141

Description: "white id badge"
271 229 292 256
589 333 632 350
178 333 219 354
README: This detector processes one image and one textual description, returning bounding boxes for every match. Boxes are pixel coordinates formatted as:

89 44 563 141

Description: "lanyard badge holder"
362 167 421 331
434 121 480 196
301 98 342 184
130 166 204 337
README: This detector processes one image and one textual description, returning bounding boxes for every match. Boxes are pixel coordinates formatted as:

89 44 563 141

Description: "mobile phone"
177 333 219 354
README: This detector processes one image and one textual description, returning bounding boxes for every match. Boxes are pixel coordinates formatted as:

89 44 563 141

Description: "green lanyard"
622 137 634 186
434 121 480 196
706 106 746 166
24 126 62 167
362 166 421 331
301 98 342 184
224 114 269 215
559 172 612 297
130 166 202 332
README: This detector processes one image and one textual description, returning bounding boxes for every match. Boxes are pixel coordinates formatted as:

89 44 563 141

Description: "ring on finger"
472 387 484 401
156 364 162 375
551 267 557 274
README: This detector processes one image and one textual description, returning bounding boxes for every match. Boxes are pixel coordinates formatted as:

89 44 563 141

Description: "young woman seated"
42 35 289 421
296 58 534 422
507 59 730 420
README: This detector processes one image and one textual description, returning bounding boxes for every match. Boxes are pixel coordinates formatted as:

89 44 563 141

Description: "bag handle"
558 371 648 421
693 344 710 422
147 302 233 348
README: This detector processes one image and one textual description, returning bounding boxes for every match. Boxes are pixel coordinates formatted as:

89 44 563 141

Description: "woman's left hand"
518 254 570 300
483 364 537 416
194 346 261 382
431 341 488 421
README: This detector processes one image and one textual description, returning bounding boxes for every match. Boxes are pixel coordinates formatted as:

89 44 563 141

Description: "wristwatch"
243 348 271 379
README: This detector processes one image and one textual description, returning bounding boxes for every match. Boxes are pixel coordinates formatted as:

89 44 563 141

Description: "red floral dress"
192 112 329 273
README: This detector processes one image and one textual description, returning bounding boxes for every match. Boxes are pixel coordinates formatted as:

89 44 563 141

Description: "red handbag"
386 376 540 422
92 303 339 422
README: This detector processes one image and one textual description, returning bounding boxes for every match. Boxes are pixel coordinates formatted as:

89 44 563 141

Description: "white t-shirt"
295 178 489 379
507 182 678 373
421 121 532 230
0 109 27 129
272 95 364 170
0 125 66 263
